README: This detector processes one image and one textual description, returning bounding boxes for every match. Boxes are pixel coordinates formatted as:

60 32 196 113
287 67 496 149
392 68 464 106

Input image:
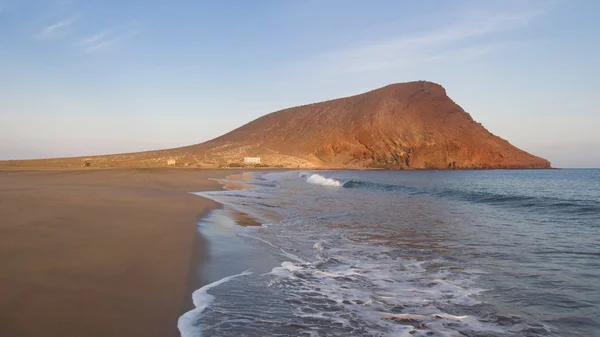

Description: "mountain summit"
1 81 550 169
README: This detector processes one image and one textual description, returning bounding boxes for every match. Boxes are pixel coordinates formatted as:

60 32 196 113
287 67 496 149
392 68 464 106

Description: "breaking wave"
300 173 600 215
301 173 346 187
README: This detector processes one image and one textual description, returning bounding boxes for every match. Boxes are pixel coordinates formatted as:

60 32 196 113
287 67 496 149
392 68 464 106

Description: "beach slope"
0 169 228 337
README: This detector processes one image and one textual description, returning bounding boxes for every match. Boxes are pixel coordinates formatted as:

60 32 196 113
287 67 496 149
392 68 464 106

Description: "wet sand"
0 168 232 337
213 171 256 191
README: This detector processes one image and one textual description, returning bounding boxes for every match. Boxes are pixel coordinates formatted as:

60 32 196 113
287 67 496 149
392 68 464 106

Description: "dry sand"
0 168 233 337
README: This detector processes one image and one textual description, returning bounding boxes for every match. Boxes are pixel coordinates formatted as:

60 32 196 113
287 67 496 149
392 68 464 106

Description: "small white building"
167 159 177 166
243 157 261 164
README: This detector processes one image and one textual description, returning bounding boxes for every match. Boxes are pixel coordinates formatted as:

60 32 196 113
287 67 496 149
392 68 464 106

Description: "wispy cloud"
37 16 78 39
82 30 139 53
302 5 552 74
79 30 112 46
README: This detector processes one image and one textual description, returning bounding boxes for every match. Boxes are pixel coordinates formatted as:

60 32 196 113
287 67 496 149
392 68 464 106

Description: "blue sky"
1 0 599 167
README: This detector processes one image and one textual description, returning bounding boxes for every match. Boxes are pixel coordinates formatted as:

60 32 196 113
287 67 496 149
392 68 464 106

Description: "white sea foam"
239 232 307 263
260 239 510 337
304 173 343 187
177 270 252 337
312 241 326 251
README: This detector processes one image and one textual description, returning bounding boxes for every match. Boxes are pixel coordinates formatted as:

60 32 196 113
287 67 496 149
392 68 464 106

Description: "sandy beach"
0 168 232 337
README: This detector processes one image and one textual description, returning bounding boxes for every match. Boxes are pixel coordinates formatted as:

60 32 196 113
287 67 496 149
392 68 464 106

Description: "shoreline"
177 202 221 336
178 172 287 336
0 168 231 337
177 170 264 326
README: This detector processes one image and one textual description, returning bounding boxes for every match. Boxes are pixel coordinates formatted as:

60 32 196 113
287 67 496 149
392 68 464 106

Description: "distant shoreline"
0 164 556 171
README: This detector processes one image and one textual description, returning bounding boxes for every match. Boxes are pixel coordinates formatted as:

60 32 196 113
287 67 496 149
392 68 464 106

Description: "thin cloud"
79 30 112 46
428 42 510 64
37 16 78 39
83 30 139 53
302 6 551 74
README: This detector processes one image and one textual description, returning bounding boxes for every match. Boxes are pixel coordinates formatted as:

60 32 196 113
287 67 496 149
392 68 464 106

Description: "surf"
178 270 253 337
301 173 345 187
300 172 600 215
181 170 598 336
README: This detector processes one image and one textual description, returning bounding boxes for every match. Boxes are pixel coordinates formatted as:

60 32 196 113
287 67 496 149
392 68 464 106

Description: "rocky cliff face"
0 81 551 169
183 81 550 169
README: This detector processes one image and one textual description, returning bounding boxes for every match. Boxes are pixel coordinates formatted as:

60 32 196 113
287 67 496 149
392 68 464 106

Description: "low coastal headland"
0 82 552 170
0 168 241 337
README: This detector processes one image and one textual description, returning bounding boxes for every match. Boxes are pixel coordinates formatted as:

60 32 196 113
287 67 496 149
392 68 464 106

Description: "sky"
1 0 599 168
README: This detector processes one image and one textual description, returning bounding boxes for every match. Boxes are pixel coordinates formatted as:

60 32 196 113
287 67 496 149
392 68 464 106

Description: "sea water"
179 169 600 337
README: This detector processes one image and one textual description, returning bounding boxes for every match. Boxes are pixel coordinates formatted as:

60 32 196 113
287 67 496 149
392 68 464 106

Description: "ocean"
178 169 600 337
